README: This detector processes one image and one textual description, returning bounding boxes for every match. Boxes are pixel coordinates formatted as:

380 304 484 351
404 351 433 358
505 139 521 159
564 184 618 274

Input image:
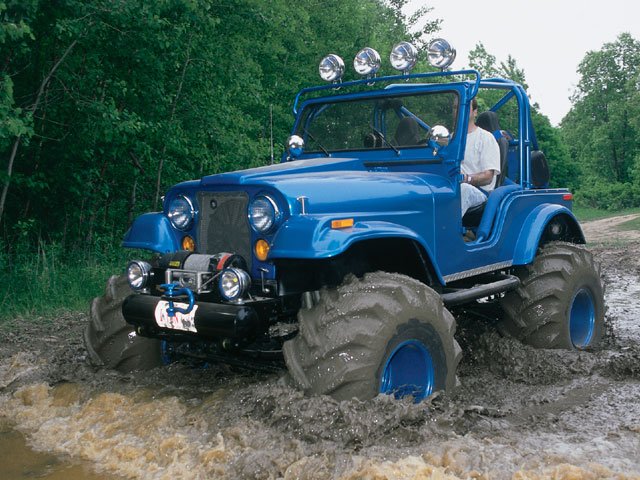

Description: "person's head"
470 98 478 119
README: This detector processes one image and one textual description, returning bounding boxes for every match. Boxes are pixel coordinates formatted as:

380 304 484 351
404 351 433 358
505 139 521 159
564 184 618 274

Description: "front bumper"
123 294 264 340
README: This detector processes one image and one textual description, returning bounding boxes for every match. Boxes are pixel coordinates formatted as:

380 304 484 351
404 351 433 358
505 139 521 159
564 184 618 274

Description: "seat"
462 111 510 228
394 116 422 146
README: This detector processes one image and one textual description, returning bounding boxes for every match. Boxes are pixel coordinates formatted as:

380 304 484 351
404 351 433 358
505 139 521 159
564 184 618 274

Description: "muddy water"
1 245 639 479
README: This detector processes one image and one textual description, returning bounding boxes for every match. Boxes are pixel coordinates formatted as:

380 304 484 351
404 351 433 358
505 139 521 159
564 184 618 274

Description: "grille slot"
197 192 251 269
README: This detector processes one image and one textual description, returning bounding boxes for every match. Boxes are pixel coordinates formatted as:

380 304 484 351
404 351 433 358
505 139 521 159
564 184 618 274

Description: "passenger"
460 98 501 216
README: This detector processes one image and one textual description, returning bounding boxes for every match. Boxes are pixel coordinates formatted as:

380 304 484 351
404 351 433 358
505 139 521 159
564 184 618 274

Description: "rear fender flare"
513 204 585 265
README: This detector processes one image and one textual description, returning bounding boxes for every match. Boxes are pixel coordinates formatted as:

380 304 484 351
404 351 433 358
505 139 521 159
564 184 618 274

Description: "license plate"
154 301 199 333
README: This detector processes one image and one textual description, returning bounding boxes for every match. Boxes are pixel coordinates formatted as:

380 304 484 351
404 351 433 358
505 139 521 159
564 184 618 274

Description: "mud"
1 222 639 479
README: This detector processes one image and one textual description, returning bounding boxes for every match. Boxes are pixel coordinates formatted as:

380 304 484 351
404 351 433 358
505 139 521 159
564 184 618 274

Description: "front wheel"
283 272 462 402
499 242 605 349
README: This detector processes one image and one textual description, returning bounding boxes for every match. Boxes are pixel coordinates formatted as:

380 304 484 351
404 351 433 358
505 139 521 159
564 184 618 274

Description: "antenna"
270 105 274 165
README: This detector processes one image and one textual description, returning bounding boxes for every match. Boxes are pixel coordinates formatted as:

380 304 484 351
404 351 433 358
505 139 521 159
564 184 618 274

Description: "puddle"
0 246 639 479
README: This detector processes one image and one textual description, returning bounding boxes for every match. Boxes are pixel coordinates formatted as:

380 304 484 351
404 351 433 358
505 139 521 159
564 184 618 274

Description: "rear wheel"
499 242 605 349
84 275 163 371
283 272 462 401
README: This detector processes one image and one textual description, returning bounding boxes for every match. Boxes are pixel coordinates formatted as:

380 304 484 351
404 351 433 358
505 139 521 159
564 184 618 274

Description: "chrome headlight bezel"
218 267 251 302
248 195 281 234
127 260 152 290
167 194 196 231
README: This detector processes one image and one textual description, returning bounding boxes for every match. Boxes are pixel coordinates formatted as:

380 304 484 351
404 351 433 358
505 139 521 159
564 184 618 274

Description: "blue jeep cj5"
85 39 604 402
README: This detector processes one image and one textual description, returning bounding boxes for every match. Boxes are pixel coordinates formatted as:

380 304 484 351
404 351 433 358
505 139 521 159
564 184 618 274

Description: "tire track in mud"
0 242 639 479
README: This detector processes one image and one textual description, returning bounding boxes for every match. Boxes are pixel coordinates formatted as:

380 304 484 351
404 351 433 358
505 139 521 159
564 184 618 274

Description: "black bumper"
122 294 262 339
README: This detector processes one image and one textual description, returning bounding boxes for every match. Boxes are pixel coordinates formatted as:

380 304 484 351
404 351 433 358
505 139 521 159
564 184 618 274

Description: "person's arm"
462 170 495 187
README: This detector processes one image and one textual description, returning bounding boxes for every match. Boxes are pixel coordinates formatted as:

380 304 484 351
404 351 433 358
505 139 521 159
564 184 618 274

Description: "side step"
441 273 520 307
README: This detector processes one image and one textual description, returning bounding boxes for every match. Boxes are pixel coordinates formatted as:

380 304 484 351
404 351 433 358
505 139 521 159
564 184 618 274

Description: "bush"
574 181 640 210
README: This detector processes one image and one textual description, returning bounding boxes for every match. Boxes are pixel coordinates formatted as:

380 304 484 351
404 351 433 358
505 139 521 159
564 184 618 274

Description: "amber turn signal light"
255 239 270 261
181 235 196 251
331 218 354 229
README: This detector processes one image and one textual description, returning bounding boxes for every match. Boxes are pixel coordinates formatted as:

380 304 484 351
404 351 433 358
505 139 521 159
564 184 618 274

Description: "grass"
573 206 640 222
0 242 131 323
617 215 640 232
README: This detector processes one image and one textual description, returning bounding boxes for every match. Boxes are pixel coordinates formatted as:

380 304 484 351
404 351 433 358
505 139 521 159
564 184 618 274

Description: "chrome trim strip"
443 260 513 283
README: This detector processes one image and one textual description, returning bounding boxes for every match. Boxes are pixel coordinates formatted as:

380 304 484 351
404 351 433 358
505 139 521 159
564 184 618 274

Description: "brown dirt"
0 217 639 479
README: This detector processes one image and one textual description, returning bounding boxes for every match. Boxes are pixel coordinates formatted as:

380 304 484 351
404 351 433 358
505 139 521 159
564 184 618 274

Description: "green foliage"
562 33 640 209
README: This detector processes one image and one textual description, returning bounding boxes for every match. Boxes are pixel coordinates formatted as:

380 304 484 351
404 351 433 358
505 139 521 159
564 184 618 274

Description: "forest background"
2 0 640 317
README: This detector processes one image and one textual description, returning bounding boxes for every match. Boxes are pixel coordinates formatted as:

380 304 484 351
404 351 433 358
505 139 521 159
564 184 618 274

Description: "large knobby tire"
84 275 163 371
283 272 462 402
499 242 605 349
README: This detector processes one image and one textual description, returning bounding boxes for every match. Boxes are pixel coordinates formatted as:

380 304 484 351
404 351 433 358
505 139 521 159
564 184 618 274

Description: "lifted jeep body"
85 59 603 402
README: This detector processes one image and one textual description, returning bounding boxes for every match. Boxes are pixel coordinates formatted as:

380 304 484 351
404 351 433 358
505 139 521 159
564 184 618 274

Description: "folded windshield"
295 90 458 154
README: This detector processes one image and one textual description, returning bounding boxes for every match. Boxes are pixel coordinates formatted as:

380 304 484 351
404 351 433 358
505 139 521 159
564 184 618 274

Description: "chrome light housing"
219 268 251 301
430 125 451 146
249 195 280 233
353 47 381 76
427 38 456 70
390 42 418 73
167 195 195 230
319 54 345 82
287 135 305 158
127 260 152 290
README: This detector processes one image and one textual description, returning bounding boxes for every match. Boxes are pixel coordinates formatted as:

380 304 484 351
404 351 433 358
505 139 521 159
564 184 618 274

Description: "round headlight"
249 195 280 233
390 42 418 73
319 54 345 82
354 47 381 76
287 135 305 158
127 260 152 290
167 195 195 230
427 38 456 70
219 268 251 301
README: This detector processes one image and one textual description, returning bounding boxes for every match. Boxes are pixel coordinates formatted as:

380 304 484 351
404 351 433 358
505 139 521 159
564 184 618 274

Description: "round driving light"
353 47 381 76
219 268 251 301
390 42 418 73
287 135 305 158
249 195 280 233
167 195 195 230
319 54 345 82
255 239 270 261
127 260 152 290
181 235 196 252
427 38 456 70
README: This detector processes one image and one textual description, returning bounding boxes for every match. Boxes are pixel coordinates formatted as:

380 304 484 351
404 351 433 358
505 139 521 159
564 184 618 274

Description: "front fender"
122 213 180 253
513 204 585 265
269 214 427 259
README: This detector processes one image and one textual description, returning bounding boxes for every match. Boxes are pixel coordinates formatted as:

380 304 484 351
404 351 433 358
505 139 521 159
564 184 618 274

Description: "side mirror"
286 135 304 159
430 125 450 147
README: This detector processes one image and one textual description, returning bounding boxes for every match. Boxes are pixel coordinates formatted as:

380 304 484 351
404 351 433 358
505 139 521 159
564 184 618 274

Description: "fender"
513 204 585 265
122 213 180 253
269 215 446 283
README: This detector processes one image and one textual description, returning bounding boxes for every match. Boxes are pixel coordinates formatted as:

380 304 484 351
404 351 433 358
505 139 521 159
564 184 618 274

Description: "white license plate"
154 301 199 333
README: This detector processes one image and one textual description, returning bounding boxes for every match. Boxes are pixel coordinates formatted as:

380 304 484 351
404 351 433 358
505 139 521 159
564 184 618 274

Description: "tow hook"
160 283 195 317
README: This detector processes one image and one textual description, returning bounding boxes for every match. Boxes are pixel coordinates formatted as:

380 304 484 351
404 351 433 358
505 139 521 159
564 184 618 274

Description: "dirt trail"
0 216 639 479
581 213 640 243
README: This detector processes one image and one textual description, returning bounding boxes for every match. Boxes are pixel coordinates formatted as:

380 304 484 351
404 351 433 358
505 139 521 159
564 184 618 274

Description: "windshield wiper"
371 125 399 155
303 129 330 157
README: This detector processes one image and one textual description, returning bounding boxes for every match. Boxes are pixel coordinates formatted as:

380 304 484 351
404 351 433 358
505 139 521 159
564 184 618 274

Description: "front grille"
197 192 251 269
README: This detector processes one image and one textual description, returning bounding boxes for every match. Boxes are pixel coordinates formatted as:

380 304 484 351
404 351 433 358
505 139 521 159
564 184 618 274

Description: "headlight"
427 38 456 70
219 268 251 301
287 135 305 158
167 195 195 230
353 47 381 76
390 42 418 73
249 195 280 233
319 54 345 82
127 260 152 290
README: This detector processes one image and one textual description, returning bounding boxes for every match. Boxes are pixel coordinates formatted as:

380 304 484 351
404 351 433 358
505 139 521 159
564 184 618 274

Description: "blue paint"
160 283 195 317
570 288 596 348
380 340 435 402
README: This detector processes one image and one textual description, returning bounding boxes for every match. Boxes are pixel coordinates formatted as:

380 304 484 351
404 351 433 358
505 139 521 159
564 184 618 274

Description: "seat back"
476 111 509 186
394 116 421 146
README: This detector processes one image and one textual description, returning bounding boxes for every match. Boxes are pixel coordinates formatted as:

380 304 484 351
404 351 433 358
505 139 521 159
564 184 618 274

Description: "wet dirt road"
0 224 639 479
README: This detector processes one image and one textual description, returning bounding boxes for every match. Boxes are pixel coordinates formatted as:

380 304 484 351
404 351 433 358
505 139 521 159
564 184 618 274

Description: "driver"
460 98 500 216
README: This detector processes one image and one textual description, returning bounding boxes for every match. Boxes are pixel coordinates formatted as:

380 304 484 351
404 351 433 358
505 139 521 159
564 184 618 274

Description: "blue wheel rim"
380 339 435 402
569 288 596 348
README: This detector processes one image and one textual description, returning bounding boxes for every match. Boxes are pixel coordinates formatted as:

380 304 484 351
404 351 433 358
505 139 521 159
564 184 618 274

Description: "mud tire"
499 242 605 349
283 272 462 401
84 275 162 372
